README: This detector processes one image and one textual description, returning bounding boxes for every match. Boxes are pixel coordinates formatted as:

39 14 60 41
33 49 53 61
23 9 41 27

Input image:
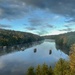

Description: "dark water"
0 40 69 75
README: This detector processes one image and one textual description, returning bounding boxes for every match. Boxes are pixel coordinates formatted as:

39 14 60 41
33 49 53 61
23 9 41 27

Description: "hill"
0 29 43 46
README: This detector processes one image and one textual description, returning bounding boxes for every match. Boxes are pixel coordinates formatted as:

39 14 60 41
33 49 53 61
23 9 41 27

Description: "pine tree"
54 58 70 75
48 66 54 75
36 65 42 75
41 63 49 75
27 66 35 75
70 44 75 74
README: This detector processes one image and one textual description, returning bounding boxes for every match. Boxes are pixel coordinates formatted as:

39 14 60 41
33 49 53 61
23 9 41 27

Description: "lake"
0 39 69 75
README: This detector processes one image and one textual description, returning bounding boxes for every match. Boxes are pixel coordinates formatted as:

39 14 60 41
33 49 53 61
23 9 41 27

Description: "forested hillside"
44 32 75 50
0 29 43 46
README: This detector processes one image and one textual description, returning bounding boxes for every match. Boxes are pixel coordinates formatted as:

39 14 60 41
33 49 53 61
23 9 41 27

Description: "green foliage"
27 64 54 75
41 63 49 75
26 58 75 75
70 44 75 73
54 58 70 75
0 29 43 46
48 66 54 75
27 66 35 75
36 65 42 75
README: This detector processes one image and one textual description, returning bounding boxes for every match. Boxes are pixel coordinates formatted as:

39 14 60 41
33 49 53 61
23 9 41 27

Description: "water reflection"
34 48 37 53
0 41 43 56
0 40 69 75
49 50 52 55
56 44 69 55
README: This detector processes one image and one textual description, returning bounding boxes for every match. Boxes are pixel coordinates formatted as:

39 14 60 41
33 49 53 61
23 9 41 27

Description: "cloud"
65 18 75 23
46 30 67 35
0 24 12 29
24 20 55 35
59 28 73 32
20 0 75 19
64 22 75 27
0 0 75 20
35 30 48 35
29 18 42 26
46 24 55 28
0 0 30 19
25 17 55 35
28 17 55 28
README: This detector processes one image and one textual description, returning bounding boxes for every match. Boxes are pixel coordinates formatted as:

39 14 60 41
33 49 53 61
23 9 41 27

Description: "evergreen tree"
54 58 70 75
36 65 42 75
41 63 49 75
48 66 54 75
70 44 75 74
27 66 35 75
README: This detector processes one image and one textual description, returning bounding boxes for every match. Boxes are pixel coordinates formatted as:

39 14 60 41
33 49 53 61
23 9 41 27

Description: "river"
0 39 69 75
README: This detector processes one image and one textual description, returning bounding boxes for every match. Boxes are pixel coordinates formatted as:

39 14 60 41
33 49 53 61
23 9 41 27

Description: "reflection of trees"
34 48 37 53
0 41 42 56
49 50 52 55
56 44 69 55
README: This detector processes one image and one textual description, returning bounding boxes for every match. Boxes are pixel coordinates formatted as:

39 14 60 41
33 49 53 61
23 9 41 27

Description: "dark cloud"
29 18 42 26
0 24 12 29
21 0 75 19
0 0 75 20
24 23 55 35
29 18 55 28
0 0 30 19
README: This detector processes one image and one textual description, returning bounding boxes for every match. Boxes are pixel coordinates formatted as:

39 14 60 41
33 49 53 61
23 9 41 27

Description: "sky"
0 0 75 36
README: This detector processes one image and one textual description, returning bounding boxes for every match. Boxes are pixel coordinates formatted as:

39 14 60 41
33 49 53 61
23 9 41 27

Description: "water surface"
0 40 69 75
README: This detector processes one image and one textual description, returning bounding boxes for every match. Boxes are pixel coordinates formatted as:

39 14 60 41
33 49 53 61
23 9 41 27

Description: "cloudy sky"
0 0 75 35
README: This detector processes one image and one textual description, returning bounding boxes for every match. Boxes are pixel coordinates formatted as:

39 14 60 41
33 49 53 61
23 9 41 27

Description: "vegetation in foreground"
26 44 75 75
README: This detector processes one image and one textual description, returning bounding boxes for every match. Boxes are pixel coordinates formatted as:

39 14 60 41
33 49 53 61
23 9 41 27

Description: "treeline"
26 59 74 75
55 32 75 49
0 29 43 46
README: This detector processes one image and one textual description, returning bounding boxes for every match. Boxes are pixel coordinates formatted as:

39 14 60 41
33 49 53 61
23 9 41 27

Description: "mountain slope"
0 29 43 46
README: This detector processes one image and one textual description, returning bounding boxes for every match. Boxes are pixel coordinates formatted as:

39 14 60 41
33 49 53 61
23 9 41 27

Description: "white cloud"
45 30 67 35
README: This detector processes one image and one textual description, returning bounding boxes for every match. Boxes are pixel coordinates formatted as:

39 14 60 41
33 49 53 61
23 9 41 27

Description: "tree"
36 65 42 75
41 63 49 75
70 44 75 74
27 66 35 75
48 66 54 75
54 58 70 75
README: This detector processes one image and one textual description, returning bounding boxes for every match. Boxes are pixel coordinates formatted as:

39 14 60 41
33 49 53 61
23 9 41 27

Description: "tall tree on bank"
54 58 70 75
70 44 75 74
